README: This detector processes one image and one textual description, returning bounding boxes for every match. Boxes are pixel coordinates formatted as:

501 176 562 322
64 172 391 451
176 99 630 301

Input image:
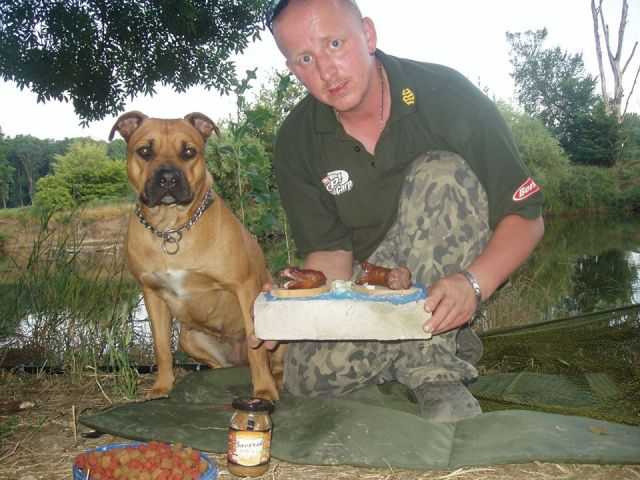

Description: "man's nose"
315 55 337 82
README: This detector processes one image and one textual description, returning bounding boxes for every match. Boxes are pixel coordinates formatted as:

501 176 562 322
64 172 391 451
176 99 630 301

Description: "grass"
0 208 142 397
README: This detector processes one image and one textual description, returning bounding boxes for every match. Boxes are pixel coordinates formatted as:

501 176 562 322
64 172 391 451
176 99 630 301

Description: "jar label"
227 429 272 466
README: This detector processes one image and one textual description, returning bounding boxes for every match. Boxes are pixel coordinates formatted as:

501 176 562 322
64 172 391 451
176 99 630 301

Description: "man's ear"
362 17 377 54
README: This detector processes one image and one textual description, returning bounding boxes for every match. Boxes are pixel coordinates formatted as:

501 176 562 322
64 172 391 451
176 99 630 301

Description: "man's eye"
183 147 197 159
300 55 313 65
137 146 152 158
330 39 342 49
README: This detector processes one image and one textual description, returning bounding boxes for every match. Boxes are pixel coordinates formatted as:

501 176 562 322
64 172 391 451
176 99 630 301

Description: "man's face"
273 0 377 115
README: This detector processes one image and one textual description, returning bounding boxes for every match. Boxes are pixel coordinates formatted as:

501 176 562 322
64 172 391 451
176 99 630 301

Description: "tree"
0 127 15 208
507 29 598 133
6 135 54 206
5 136 69 208
107 139 127 161
507 29 620 166
562 99 621 167
0 0 266 124
619 112 640 164
591 0 639 122
34 140 129 211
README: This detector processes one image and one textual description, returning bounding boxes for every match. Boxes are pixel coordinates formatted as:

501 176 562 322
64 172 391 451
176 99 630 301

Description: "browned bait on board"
277 267 327 290
355 261 412 290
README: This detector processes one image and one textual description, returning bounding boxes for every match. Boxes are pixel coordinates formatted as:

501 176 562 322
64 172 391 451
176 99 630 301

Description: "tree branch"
614 0 628 61
591 0 609 114
622 40 637 75
623 63 640 117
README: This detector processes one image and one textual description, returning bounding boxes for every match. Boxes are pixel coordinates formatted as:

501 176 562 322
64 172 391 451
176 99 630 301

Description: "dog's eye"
137 146 152 159
183 147 197 159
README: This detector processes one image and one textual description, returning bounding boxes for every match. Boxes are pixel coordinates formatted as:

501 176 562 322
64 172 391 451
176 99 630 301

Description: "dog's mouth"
142 166 194 207
159 194 179 205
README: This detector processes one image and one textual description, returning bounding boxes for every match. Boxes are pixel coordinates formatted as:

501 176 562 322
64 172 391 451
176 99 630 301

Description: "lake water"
515 217 640 320
2 213 639 349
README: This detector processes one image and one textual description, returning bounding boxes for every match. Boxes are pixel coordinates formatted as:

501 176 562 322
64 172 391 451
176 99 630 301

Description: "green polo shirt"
273 50 543 261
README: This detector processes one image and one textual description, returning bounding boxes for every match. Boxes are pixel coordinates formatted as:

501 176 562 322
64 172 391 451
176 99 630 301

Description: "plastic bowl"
72 441 218 479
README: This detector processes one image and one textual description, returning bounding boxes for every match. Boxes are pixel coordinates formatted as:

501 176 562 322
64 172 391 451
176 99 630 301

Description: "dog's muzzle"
143 166 194 207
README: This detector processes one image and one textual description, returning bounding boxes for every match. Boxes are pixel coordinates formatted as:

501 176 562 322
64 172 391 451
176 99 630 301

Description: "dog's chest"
143 269 193 300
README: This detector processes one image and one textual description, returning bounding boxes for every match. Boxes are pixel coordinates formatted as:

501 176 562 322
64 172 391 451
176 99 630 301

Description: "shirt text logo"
512 177 540 201
322 170 353 196
402 88 415 105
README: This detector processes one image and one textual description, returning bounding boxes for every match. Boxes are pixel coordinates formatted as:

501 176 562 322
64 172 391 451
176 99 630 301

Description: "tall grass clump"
0 209 142 396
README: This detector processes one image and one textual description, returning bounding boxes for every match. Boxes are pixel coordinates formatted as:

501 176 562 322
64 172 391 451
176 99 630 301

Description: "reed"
0 210 142 397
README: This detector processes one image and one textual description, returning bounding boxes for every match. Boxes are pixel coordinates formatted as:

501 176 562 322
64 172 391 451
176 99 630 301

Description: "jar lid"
231 397 274 412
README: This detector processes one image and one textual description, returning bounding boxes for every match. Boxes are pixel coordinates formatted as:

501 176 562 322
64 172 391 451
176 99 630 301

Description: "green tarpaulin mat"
79 366 640 469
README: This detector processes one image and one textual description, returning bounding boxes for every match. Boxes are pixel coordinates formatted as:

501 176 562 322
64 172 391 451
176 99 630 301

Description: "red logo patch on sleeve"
512 178 540 202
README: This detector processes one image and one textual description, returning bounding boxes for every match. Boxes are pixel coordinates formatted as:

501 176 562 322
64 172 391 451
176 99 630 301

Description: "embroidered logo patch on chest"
512 177 540 201
322 170 353 196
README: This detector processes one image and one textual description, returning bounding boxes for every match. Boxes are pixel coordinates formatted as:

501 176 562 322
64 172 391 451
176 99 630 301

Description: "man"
251 0 544 422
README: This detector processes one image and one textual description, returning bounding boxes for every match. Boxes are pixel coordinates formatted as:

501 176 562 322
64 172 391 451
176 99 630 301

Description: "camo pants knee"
284 151 491 397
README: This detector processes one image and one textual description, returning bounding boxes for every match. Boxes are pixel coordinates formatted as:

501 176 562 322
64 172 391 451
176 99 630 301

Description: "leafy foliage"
498 102 570 213
34 141 129 211
619 113 640 164
506 28 624 167
507 29 598 133
0 128 14 209
562 99 621 167
555 165 618 212
5 135 67 206
0 0 267 123
206 69 307 269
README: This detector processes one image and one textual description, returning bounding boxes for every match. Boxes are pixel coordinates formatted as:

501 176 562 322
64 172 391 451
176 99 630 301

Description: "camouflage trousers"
284 151 491 396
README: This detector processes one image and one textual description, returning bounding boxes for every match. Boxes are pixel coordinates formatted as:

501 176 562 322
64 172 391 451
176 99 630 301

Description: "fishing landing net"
472 305 640 425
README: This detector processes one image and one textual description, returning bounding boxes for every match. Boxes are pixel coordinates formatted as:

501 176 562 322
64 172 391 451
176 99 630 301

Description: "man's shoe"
412 380 482 423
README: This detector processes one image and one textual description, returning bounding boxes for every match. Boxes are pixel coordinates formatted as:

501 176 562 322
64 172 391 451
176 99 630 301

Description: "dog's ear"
108 111 149 141
184 112 221 141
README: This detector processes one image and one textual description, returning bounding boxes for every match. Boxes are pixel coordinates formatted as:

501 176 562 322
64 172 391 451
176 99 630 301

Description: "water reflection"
487 214 640 328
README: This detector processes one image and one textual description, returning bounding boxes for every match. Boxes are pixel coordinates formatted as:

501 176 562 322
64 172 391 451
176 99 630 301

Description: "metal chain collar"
135 187 214 255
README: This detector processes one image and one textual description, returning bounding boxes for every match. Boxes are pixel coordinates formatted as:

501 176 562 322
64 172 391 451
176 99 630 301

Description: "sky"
1 0 638 141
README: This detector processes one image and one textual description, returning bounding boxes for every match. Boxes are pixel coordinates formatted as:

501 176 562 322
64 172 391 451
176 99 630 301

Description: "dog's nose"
158 169 179 189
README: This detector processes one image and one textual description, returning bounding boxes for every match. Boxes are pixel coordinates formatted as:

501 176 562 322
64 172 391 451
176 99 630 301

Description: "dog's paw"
145 387 172 400
253 385 279 403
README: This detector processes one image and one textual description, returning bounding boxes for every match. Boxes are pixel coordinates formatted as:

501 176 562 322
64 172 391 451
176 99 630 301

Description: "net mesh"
473 305 640 425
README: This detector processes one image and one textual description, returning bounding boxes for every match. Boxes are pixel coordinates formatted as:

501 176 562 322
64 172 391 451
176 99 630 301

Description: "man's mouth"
329 81 348 97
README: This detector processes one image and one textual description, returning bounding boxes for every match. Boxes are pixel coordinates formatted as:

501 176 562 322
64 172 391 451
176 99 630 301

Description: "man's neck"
335 62 389 155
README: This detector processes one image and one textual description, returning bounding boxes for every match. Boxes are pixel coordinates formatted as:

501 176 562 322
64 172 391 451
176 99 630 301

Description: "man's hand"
422 215 545 335
423 273 478 334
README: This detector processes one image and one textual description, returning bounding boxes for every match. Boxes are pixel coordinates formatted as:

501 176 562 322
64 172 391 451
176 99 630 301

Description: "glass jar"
227 397 273 477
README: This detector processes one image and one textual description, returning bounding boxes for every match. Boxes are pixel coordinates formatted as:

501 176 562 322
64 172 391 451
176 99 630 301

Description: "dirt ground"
1 371 639 480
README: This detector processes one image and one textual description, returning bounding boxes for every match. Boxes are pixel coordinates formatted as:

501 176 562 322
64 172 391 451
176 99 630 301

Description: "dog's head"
109 111 220 208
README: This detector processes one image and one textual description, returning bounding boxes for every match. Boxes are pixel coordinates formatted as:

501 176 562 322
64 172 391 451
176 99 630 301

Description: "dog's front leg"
143 288 175 399
237 286 279 401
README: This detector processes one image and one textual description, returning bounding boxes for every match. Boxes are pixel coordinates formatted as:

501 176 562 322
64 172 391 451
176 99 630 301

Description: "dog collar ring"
161 231 183 255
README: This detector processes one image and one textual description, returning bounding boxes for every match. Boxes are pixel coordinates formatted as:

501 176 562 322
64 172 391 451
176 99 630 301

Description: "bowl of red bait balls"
73 441 218 480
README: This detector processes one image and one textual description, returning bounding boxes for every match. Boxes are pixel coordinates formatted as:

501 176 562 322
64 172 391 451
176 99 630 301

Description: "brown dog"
109 111 283 401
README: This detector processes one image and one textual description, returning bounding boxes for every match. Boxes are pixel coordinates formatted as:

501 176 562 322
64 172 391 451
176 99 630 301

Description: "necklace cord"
334 59 385 133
